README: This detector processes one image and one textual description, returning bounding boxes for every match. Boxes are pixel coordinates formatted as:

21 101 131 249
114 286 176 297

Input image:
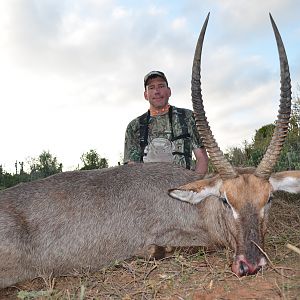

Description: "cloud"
0 0 299 173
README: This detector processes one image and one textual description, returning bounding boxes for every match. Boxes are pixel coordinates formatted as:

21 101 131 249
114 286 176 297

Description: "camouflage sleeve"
186 109 204 149
124 118 142 163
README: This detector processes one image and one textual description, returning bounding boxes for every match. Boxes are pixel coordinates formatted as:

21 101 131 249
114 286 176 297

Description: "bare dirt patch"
1 192 299 299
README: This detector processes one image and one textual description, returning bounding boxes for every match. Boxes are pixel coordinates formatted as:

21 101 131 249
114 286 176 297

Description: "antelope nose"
232 255 265 277
239 261 249 276
237 261 262 277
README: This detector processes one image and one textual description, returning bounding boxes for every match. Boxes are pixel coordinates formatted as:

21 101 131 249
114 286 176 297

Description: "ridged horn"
254 14 292 179
192 13 238 180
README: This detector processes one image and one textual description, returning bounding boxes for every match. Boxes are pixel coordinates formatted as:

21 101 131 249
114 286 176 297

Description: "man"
124 71 208 175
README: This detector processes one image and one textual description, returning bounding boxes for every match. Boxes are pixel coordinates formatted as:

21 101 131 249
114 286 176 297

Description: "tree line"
225 93 300 171
1 93 299 190
0 149 108 190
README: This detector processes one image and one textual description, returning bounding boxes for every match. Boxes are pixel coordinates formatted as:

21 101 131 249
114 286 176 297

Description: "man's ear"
168 176 222 204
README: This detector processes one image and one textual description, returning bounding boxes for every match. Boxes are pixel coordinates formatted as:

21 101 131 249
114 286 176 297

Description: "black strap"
139 110 150 162
168 106 175 140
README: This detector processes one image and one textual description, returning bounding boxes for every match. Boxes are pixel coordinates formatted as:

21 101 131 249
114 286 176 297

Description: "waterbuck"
0 14 299 289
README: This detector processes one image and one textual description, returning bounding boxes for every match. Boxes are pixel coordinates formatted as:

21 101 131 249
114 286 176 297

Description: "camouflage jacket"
124 105 203 169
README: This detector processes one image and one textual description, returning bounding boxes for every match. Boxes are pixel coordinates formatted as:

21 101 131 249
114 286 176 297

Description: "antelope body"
1 14 300 288
0 164 299 288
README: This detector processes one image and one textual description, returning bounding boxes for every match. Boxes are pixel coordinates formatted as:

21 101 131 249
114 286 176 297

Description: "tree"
225 90 300 171
30 151 63 180
80 149 108 170
291 84 300 140
0 166 20 190
252 124 275 151
226 146 247 167
292 83 300 128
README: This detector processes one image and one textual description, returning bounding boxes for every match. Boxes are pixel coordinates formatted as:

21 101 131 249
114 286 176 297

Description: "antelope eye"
267 195 274 204
220 197 229 206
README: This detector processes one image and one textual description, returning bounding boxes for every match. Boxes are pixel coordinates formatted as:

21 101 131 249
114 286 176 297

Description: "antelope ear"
269 171 300 193
168 177 222 204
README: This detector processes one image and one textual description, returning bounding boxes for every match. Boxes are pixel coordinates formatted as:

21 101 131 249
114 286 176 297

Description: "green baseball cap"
144 71 168 88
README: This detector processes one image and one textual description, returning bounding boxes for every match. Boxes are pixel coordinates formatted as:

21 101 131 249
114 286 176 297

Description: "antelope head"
169 14 300 276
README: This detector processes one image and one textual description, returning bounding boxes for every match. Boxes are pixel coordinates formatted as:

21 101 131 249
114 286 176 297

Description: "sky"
0 0 299 173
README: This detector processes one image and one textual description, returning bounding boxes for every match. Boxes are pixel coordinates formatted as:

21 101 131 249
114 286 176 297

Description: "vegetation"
226 94 300 170
29 151 63 180
0 149 109 190
80 149 108 170
0 151 63 190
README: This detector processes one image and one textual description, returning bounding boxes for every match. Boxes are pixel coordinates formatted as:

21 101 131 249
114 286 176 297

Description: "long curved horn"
192 13 238 180
254 14 292 179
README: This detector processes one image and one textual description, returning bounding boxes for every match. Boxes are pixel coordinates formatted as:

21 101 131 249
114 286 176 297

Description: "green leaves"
80 149 108 170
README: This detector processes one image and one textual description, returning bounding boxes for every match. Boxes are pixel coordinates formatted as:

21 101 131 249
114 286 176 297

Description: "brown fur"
222 174 271 210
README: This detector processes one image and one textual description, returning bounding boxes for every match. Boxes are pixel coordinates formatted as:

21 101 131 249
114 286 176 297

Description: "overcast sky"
0 0 299 173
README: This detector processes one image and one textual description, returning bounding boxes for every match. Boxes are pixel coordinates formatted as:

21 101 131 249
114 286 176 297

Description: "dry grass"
1 192 299 300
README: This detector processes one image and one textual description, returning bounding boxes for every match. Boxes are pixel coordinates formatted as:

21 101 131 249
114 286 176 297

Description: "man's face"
144 77 171 109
